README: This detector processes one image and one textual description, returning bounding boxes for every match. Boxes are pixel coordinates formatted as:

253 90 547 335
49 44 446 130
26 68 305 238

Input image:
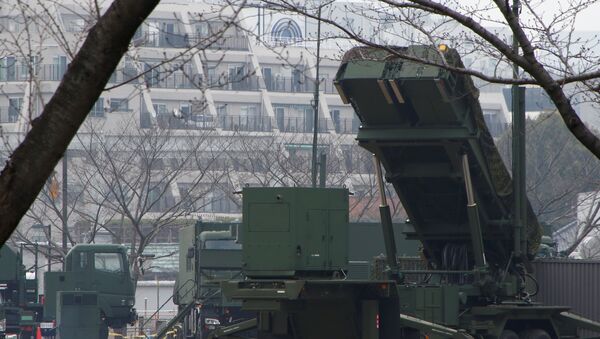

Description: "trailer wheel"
500 329 519 339
519 329 551 339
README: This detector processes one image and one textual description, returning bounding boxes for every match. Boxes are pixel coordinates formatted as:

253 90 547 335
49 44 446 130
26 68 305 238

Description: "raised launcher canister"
242 186 349 278
335 45 542 294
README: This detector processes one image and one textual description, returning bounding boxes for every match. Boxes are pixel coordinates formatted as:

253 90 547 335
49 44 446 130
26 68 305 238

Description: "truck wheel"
500 329 519 339
519 329 551 339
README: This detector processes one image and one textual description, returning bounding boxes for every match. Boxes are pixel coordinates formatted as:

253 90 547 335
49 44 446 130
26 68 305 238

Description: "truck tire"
500 329 519 339
519 329 551 339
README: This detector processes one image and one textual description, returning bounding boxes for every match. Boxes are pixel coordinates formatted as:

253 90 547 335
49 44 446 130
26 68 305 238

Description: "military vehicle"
0 243 136 339
172 222 251 338
43 244 137 339
0 245 41 339
162 212 420 338
214 45 600 339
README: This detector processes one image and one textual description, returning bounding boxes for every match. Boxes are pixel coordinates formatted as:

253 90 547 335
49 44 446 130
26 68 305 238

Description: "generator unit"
242 187 349 278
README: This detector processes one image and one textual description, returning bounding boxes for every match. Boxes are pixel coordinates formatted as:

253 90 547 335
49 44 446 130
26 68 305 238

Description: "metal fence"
533 259 600 336
136 32 249 51
207 75 260 91
265 76 314 93
277 117 331 133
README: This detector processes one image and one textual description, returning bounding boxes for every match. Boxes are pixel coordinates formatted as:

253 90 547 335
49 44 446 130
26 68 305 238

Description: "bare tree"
66 117 231 279
0 0 260 249
261 0 600 160
0 0 161 246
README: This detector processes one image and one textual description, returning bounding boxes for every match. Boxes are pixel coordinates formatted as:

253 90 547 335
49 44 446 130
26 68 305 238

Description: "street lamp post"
311 4 322 188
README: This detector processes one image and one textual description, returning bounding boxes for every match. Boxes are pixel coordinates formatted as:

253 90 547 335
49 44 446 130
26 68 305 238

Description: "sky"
459 0 600 31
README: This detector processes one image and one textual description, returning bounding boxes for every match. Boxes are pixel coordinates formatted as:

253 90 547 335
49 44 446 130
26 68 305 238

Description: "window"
19 55 39 79
275 106 285 130
90 97 105 117
239 105 257 116
79 252 89 269
203 239 241 250
53 56 67 81
109 98 129 112
271 19 302 43
65 18 85 32
180 103 190 119
153 103 168 115
2 56 16 81
94 252 123 273
144 63 160 87
216 104 227 116
8 97 22 122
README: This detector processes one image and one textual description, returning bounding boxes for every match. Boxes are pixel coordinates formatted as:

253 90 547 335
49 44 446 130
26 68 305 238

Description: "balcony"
188 34 249 51
218 115 272 132
135 32 249 51
207 75 260 91
108 66 139 84
0 64 66 82
145 72 198 89
322 79 338 94
141 110 216 130
333 118 360 134
265 76 314 93
276 117 331 133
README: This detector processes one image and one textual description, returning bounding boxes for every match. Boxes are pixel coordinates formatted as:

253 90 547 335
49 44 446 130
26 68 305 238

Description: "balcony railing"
322 79 338 94
108 67 139 84
265 77 314 93
135 32 249 51
145 72 198 89
189 34 249 51
0 64 66 82
218 115 272 132
333 118 360 134
207 75 260 91
276 117 331 133
141 110 216 130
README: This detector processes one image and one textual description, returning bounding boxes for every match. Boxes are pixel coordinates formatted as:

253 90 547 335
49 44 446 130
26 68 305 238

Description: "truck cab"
44 244 136 331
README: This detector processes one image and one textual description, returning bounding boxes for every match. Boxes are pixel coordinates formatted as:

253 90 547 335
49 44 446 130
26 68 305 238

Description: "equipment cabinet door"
328 210 348 269
306 209 329 269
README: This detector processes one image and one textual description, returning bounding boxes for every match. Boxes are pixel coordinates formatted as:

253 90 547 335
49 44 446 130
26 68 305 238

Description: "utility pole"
311 4 322 188
511 0 527 270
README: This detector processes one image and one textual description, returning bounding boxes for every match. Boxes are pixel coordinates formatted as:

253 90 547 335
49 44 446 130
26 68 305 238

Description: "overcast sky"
459 1 600 31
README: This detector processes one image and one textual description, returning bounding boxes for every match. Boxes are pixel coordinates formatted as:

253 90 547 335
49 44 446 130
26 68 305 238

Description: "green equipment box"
242 187 349 278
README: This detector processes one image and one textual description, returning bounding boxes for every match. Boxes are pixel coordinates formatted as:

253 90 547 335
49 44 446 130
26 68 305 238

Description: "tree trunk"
0 0 160 246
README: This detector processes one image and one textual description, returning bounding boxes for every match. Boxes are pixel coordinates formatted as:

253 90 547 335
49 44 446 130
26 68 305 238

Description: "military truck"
0 245 41 339
217 45 600 339
43 244 137 339
0 242 137 339
172 222 250 338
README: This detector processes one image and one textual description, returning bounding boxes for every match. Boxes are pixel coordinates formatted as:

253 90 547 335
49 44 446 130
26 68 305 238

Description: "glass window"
203 239 241 250
94 252 123 273
90 97 105 117
79 252 89 269
110 98 129 112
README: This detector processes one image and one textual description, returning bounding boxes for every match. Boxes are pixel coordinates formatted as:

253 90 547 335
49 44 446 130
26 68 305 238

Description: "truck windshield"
203 240 241 250
94 252 124 273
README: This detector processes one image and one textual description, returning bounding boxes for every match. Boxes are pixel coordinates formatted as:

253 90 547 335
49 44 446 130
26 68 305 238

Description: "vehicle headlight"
121 298 135 306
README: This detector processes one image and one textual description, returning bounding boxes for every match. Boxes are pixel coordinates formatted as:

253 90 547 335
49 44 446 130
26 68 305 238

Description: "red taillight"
22 326 33 332
40 295 45 304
